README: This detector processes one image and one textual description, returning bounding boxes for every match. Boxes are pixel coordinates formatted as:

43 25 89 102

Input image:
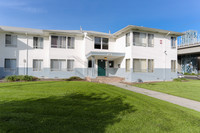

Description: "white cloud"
0 0 46 13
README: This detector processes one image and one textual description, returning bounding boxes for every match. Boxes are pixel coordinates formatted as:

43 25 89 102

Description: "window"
171 37 176 48
67 59 74 71
50 59 66 71
133 32 147 47
148 59 154 72
126 33 130 47
108 61 114 68
88 60 92 68
33 59 43 71
133 59 147 72
33 37 43 49
133 32 154 47
5 34 17 47
148 34 154 47
67 37 75 49
133 59 154 73
51 36 66 48
94 37 109 50
94 37 101 49
102 38 108 49
171 60 176 72
4 59 16 71
126 59 130 72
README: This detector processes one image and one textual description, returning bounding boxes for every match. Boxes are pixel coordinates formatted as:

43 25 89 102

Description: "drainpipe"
26 33 29 75
164 32 170 81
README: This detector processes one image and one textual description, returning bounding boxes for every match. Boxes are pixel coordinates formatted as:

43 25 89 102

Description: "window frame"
50 59 66 71
171 60 176 72
126 59 130 72
171 37 176 49
94 37 109 50
108 61 114 68
5 34 17 47
67 59 74 71
133 32 154 47
67 37 75 49
133 58 154 73
51 35 66 48
4 58 17 71
33 59 43 71
33 37 44 49
126 33 130 47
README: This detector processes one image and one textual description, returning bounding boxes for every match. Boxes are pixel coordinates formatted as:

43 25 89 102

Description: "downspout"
164 32 170 81
26 33 29 75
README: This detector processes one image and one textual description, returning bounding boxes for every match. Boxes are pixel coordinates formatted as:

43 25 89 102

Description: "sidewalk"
109 82 200 112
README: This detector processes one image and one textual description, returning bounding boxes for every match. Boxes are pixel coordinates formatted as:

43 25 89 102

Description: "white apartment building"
0 25 183 82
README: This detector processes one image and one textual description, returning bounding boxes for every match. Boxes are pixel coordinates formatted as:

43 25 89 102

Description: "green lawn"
1 81 200 133
134 80 200 102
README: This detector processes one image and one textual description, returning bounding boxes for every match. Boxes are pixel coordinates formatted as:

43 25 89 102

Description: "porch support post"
91 56 95 77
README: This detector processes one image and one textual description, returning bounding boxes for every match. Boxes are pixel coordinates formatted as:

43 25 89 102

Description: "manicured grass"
134 80 200 102
1 81 200 133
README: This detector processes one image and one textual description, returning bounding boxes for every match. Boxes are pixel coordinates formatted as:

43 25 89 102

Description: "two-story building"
0 25 183 82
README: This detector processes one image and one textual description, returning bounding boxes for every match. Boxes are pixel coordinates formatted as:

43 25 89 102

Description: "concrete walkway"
109 82 200 112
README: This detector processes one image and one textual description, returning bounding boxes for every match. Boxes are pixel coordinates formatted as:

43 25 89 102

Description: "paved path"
109 82 200 112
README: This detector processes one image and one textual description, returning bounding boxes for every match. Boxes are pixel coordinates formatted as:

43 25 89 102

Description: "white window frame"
67 59 74 71
94 37 109 50
133 32 154 47
126 59 130 72
171 60 176 72
171 37 176 49
51 36 66 48
133 58 154 73
4 58 17 71
67 37 75 49
126 33 130 47
50 59 66 71
33 37 43 49
5 34 17 47
33 59 43 71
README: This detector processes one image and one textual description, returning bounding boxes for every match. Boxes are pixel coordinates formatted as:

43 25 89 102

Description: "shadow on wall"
0 36 32 78
0 93 135 133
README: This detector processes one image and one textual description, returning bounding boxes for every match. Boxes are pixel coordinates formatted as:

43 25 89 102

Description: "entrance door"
98 60 106 76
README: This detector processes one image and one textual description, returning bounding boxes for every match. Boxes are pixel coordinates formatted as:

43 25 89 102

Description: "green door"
98 60 106 76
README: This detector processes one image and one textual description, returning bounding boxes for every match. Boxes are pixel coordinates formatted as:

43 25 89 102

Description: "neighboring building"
0 25 183 82
178 30 200 74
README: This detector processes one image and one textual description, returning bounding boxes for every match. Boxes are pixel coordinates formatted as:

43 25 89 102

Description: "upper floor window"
133 32 154 47
5 34 17 47
126 33 130 47
67 37 75 49
94 37 109 50
171 37 176 48
50 59 66 71
33 37 43 49
4 59 16 71
33 59 43 71
51 36 66 48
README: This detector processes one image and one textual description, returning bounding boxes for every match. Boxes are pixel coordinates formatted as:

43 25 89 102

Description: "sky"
0 0 200 33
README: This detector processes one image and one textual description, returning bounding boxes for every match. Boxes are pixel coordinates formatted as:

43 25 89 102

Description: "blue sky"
0 0 200 33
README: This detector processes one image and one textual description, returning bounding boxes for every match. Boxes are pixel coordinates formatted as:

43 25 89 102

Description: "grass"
134 80 200 102
1 81 200 132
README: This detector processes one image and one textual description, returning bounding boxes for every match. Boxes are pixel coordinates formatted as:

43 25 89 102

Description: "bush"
66 76 83 81
173 78 188 82
5 75 38 82
184 73 197 75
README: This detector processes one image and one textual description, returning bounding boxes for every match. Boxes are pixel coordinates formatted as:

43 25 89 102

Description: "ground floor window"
50 59 66 71
171 60 176 72
108 61 114 68
126 59 130 72
133 59 154 72
88 60 92 68
67 59 74 71
33 59 43 71
4 59 16 71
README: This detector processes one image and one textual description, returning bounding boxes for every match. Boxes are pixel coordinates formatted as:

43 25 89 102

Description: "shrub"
66 76 83 81
4 75 38 82
173 78 188 82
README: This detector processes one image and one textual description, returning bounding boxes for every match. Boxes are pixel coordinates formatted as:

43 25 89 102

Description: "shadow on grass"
0 93 135 133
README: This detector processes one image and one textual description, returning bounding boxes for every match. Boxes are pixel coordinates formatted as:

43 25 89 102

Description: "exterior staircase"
86 76 125 83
